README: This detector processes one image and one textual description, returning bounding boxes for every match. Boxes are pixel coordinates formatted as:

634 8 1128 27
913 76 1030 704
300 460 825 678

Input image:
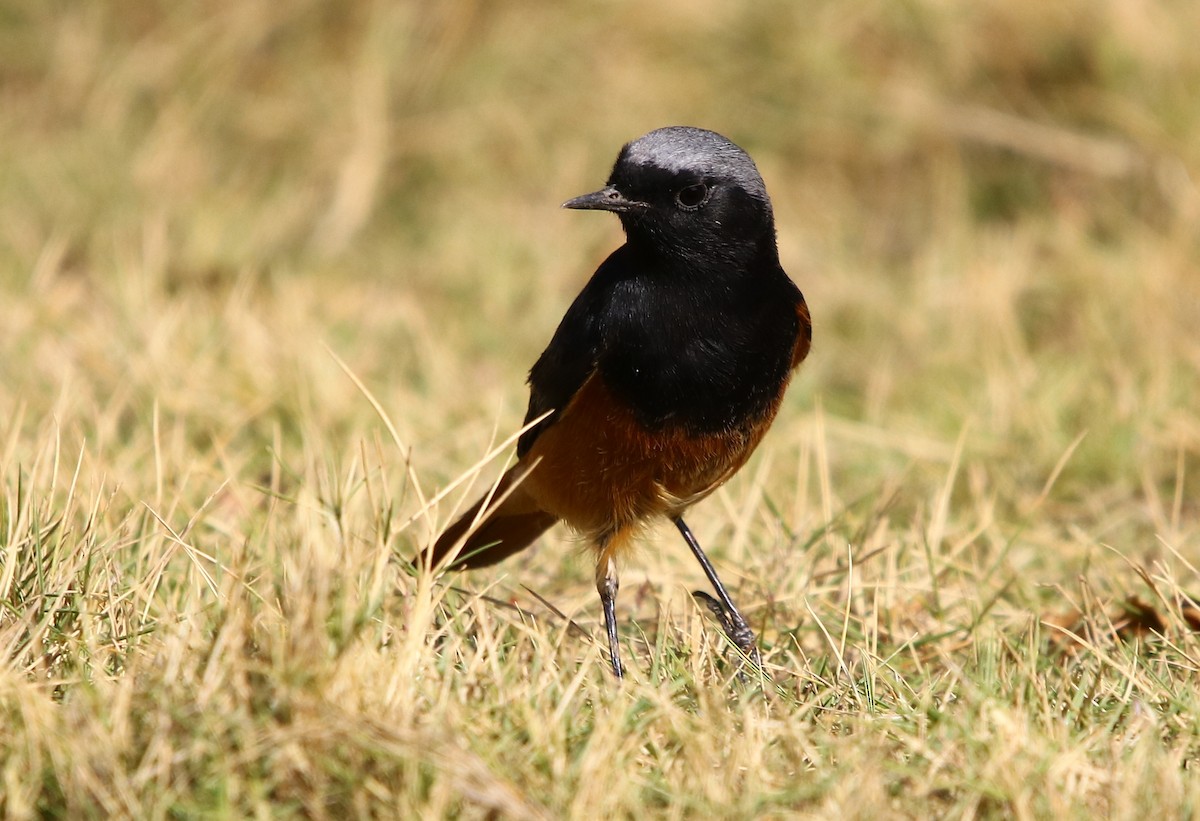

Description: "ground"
2 1 1200 817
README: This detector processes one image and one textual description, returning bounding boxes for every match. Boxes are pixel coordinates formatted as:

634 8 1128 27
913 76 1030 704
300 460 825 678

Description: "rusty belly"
521 374 778 544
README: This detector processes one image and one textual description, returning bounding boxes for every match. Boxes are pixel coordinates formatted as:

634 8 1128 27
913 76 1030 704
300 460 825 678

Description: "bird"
424 126 811 678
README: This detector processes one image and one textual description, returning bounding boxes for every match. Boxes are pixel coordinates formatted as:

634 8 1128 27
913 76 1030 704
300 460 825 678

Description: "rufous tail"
425 465 557 569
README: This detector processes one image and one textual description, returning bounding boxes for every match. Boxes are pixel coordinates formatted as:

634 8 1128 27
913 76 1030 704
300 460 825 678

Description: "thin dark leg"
596 555 624 678
674 517 762 667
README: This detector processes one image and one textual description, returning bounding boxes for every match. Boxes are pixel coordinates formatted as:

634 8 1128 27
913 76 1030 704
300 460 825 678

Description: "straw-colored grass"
3 1 1200 817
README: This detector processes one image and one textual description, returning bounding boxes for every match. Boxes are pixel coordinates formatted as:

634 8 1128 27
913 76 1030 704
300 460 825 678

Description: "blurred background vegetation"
2 0 1200 816
3 0 1197 505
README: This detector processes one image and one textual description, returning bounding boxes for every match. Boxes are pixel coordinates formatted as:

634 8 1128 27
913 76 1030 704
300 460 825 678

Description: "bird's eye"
675 183 708 210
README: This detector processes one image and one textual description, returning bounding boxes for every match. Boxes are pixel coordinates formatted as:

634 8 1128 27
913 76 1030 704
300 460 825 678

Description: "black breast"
599 263 801 434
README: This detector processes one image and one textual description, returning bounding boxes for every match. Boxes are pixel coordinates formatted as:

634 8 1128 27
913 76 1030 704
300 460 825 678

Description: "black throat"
597 241 800 435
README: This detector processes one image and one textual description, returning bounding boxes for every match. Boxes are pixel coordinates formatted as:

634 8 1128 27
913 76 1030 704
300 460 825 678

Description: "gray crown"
620 126 770 205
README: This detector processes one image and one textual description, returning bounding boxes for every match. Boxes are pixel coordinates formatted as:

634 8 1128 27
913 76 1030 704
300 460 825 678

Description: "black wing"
516 247 632 458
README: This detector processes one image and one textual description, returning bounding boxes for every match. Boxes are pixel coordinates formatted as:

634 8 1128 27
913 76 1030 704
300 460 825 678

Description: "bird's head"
563 126 778 267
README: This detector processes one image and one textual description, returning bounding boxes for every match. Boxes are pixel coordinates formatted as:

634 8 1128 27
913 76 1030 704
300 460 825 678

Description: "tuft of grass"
2 0 1200 817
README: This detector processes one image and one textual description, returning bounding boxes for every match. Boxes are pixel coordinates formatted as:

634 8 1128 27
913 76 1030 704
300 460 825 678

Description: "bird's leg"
674 517 762 668
595 551 624 678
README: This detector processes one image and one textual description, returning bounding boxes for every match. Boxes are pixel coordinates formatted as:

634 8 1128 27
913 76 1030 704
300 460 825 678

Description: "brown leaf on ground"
1044 594 1200 653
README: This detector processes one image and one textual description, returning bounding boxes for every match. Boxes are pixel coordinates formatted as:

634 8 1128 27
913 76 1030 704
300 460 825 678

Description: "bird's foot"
693 590 763 674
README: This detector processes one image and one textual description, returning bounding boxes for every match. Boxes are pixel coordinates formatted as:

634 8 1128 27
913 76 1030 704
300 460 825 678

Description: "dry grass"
3 0 1200 817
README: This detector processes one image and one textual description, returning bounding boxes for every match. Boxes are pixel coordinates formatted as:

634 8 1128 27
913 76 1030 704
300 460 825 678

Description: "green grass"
3 0 1200 817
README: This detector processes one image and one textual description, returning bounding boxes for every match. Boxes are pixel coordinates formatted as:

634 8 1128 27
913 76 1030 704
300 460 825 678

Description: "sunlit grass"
2 0 1199 817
